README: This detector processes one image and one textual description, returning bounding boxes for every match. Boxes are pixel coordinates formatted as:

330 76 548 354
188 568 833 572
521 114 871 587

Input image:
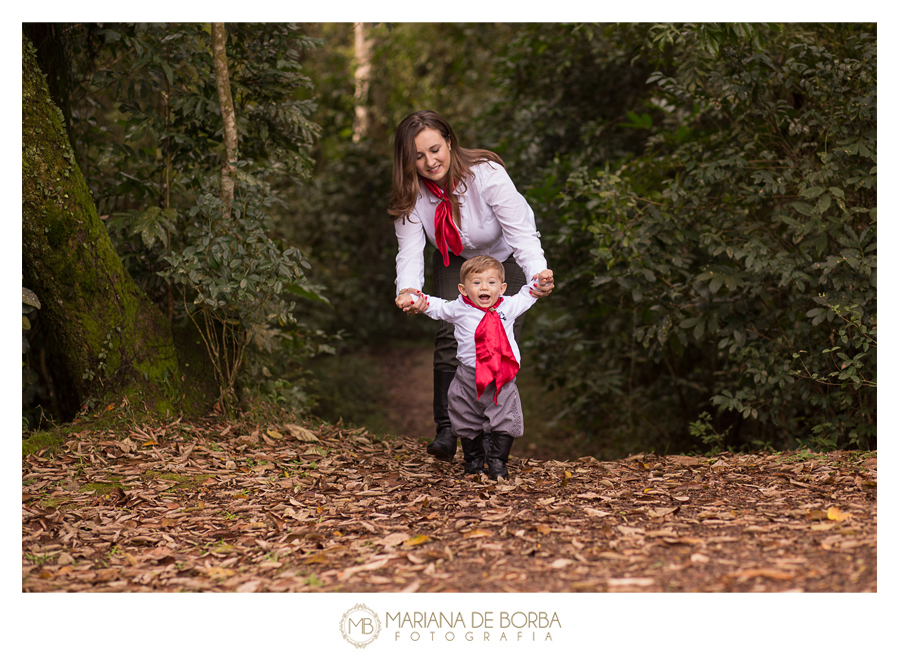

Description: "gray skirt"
448 364 525 439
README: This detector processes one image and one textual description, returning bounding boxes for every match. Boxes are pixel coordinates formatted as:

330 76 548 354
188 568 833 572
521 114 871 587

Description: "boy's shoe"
485 432 514 480
460 435 488 475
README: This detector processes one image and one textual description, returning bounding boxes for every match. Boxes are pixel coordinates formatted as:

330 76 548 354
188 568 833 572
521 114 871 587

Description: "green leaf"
22 287 40 310
800 186 826 199
815 194 832 214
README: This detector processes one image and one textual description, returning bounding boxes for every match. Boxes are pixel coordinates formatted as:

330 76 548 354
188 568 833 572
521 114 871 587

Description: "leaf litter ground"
22 417 876 593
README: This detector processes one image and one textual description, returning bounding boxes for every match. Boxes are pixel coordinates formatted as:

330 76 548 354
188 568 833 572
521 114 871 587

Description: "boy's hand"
395 289 428 315
530 269 555 298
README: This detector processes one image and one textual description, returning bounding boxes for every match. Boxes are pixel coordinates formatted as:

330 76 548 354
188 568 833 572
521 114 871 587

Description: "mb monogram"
339 604 382 648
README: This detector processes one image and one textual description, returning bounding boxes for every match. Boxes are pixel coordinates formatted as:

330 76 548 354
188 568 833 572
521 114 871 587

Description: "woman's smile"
414 128 451 185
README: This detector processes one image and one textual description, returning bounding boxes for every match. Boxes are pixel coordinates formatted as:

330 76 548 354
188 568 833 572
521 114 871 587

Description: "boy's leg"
448 366 488 474
484 379 524 439
483 379 524 480
428 251 465 461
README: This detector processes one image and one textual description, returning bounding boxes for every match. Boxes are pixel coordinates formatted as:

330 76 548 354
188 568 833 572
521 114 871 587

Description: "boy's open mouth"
479 294 492 304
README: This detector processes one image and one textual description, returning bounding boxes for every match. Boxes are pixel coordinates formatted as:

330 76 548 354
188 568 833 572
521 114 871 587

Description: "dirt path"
23 417 876 592
374 345 435 440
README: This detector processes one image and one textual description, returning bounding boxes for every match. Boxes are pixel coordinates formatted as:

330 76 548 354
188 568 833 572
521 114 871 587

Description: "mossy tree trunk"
22 36 183 420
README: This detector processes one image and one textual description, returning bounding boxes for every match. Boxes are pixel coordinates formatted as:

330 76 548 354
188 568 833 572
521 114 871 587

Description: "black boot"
485 432 515 480
426 370 457 462
460 435 488 475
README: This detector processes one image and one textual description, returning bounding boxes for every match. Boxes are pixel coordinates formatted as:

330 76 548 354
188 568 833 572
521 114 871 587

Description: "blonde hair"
460 255 505 284
388 110 505 224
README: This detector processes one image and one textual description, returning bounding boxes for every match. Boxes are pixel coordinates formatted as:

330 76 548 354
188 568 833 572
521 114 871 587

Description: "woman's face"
414 128 451 186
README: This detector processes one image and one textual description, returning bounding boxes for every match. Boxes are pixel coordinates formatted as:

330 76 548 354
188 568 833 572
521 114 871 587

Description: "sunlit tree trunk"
211 22 238 220
353 22 373 142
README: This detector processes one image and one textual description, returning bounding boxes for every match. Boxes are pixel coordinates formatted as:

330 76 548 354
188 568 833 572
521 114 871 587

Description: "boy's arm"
396 291 458 322
502 282 542 319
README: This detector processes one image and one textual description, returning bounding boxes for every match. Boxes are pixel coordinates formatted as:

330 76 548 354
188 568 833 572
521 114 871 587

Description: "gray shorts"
448 364 525 439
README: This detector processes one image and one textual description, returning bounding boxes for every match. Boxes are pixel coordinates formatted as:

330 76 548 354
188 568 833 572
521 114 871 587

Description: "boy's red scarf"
421 178 462 267
462 296 519 404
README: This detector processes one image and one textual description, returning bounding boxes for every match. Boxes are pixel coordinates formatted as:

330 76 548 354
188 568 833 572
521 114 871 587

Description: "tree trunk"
352 22 373 143
211 23 238 220
21 36 182 420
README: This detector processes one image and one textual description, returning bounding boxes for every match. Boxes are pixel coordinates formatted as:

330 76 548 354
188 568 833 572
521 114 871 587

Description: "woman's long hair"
388 110 505 224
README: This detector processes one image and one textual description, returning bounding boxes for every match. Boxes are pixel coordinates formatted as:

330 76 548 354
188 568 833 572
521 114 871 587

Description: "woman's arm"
394 212 427 295
480 163 549 281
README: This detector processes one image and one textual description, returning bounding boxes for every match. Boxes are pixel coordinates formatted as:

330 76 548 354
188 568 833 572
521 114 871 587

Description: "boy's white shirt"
408 283 539 368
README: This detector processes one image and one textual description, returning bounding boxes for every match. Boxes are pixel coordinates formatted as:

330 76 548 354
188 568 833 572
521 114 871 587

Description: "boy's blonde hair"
460 255 505 283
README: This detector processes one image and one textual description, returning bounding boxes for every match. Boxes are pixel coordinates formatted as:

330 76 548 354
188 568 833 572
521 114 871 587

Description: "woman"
389 110 555 464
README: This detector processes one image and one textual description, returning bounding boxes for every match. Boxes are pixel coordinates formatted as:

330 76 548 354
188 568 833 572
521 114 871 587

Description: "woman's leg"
428 251 465 461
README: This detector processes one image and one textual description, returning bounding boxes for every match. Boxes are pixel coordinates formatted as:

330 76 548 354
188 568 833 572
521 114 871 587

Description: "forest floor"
23 412 877 593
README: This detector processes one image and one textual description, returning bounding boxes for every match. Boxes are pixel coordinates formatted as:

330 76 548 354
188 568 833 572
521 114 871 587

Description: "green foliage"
45 23 328 413
513 24 876 452
85 23 320 209
688 411 733 454
161 175 327 409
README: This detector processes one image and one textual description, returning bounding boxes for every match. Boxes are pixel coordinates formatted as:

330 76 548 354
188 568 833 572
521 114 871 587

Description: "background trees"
23 22 876 456
507 24 876 454
23 23 327 420
22 37 182 419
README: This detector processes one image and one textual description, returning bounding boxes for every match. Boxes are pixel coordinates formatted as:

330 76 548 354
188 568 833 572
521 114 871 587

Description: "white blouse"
394 161 548 294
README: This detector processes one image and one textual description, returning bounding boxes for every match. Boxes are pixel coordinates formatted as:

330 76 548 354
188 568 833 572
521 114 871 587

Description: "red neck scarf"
462 295 519 405
421 177 462 267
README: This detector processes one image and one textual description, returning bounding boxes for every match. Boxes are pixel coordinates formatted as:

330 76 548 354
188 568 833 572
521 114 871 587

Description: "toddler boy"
395 255 541 479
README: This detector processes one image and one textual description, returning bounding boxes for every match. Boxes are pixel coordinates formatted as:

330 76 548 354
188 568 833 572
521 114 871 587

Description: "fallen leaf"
596 552 630 560
237 580 262 592
463 528 493 538
661 536 704 545
285 424 319 443
608 577 654 587
379 532 411 546
550 559 573 569
827 507 851 522
404 535 430 547
733 568 795 582
649 506 679 518
204 567 236 578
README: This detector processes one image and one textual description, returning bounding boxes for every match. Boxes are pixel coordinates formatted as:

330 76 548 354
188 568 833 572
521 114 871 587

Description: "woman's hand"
396 289 428 315
530 269 555 298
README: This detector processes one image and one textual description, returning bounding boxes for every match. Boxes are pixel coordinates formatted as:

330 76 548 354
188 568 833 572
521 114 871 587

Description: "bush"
489 24 877 453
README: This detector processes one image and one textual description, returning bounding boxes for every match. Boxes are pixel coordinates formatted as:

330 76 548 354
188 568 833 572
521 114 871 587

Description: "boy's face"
459 268 507 308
